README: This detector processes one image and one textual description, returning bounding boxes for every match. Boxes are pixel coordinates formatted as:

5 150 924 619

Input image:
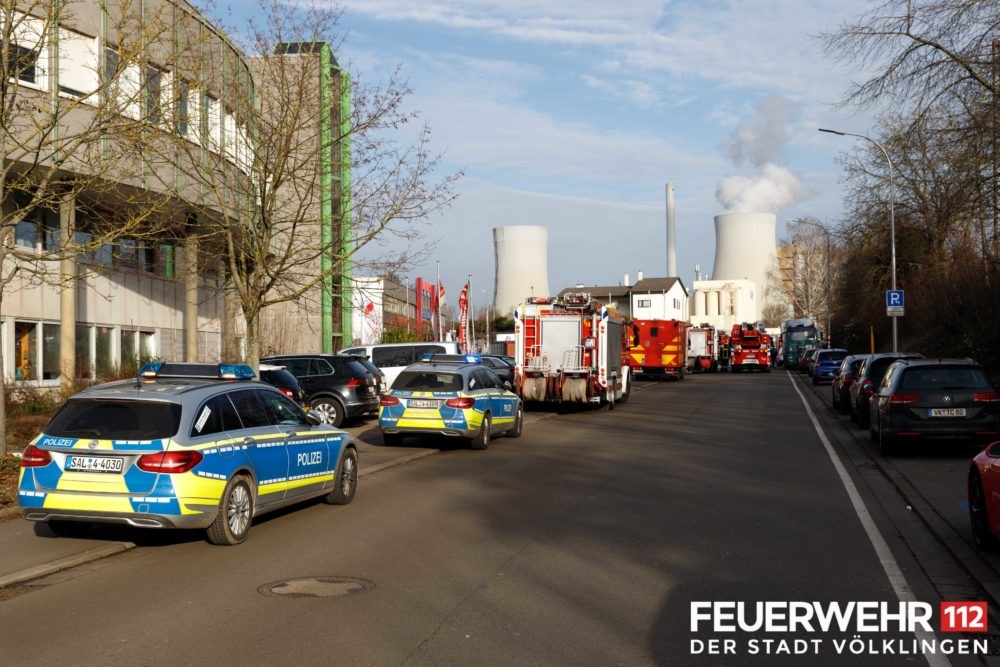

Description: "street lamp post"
792 218 832 347
819 127 897 352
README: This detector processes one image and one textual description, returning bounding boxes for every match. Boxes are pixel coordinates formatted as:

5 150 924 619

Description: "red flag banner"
458 283 469 351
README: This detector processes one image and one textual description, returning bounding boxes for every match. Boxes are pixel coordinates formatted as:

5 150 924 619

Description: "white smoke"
716 95 805 214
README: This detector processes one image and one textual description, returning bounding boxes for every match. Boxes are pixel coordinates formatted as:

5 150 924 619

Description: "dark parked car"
262 354 379 427
849 352 924 429
797 348 817 374
811 348 849 385
870 358 1000 455
479 355 515 385
259 363 307 406
340 354 387 395
831 354 866 414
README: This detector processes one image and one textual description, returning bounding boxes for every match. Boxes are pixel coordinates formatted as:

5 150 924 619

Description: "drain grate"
258 576 376 599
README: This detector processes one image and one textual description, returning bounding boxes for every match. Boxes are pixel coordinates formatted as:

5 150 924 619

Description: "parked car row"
804 348 1000 551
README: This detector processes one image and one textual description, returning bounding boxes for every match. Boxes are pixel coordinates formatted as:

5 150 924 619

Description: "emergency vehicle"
629 319 689 380
729 323 771 372
686 324 720 372
513 293 630 407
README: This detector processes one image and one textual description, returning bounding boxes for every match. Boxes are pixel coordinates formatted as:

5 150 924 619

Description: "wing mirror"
305 411 323 426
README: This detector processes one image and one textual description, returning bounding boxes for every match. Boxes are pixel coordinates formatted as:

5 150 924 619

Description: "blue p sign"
886 290 904 308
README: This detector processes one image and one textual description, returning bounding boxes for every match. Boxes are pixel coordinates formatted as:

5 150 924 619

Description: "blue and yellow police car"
379 354 523 449
18 362 358 545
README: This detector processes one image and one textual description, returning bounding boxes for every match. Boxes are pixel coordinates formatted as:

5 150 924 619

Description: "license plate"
929 408 966 417
408 399 440 409
66 455 124 473
743 358 757 364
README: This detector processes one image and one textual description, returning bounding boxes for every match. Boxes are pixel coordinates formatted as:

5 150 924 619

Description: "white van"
340 341 462 389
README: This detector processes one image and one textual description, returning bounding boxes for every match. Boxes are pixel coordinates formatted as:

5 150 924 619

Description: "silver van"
340 341 461 388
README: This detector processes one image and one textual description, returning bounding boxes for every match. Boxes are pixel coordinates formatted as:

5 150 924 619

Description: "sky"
282 0 885 309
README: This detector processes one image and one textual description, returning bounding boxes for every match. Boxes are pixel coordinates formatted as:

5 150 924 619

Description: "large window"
58 28 98 98
76 324 93 379
14 322 37 381
121 330 136 371
42 323 60 380
96 326 114 377
145 65 163 123
105 45 141 119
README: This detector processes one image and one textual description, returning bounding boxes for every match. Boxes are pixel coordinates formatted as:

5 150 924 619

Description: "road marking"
787 372 949 667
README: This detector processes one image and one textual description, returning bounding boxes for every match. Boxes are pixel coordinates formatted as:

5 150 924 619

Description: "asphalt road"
0 372 990 665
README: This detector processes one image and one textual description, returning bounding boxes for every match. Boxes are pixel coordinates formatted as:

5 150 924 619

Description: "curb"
359 449 439 477
0 542 135 589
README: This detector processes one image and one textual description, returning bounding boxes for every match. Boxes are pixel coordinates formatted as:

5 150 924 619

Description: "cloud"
715 164 805 214
718 94 799 167
581 74 662 109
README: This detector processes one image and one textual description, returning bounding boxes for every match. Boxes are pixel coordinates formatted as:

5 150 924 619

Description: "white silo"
712 212 777 321
493 226 550 316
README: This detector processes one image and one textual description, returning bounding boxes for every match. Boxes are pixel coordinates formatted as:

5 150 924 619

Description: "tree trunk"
0 292 6 458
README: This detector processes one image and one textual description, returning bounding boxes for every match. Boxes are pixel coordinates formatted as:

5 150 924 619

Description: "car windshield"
45 399 182 439
393 371 464 392
900 367 992 391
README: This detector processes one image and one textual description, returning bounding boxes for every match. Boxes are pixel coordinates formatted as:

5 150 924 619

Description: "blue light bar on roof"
465 354 482 364
137 362 256 381
138 362 164 378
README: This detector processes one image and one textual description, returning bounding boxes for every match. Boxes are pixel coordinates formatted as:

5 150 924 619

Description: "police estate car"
378 354 523 449
18 363 358 545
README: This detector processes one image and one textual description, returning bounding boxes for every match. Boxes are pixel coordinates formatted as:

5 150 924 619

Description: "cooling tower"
493 226 550 316
712 212 777 320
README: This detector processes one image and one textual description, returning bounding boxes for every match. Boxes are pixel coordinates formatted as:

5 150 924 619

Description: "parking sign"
886 290 904 316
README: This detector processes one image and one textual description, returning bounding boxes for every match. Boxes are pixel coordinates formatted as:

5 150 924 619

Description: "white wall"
689 279 757 332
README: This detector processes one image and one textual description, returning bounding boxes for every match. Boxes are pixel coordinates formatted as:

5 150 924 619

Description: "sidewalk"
0 423 438 589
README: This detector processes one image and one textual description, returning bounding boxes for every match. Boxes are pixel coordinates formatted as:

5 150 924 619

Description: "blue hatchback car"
811 348 849 385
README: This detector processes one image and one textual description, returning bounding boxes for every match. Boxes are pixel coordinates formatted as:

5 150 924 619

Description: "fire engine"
514 293 630 407
628 319 689 380
729 322 771 372
686 324 720 372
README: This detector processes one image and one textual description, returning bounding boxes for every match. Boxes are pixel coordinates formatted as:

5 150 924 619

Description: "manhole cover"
259 576 376 599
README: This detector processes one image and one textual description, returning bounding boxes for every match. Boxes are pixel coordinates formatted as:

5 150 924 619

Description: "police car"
379 354 523 449
18 362 358 545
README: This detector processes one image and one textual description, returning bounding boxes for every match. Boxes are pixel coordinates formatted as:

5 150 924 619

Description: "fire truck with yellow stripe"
628 319 689 380
513 293 630 408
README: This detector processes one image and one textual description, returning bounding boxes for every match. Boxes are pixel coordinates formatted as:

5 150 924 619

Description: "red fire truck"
686 324 720 372
514 293 630 407
730 322 771 372
628 319 689 380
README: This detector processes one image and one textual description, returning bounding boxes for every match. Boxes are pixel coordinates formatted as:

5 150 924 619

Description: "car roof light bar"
137 362 256 381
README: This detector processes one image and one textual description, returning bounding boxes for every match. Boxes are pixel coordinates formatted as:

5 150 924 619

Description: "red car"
969 441 1000 548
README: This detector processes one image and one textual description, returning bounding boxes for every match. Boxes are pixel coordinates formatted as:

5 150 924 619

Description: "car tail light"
861 379 874 396
973 392 1000 403
446 397 476 409
380 395 400 407
137 450 203 473
345 378 363 388
889 393 919 405
279 388 295 399
20 444 52 468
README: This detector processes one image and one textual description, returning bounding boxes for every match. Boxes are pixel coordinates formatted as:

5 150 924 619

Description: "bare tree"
0 0 189 455
155 0 460 369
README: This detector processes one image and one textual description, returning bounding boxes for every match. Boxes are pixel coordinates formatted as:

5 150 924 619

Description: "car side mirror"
305 411 323 426
502 381 514 392
986 441 1000 458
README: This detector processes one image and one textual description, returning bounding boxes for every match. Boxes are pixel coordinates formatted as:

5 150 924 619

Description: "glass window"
476 369 497 389
140 243 157 273
75 324 92 378
42 323 60 380
47 399 182 439
41 209 59 251
139 331 155 362
8 43 39 84
311 358 334 375
14 218 36 248
273 358 309 376
145 65 162 123
638 299 651 308
227 389 271 428
117 238 138 270
58 28 98 98
176 79 189 136
121 330 136 371
393 371 463 392
14 321 36 380
374 347 413 368
259 391 307 426
94 241 113 266
96 326 114 377
191 394 242 437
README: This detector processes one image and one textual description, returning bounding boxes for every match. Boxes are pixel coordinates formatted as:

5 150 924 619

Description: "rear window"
341 359 372 377
818 351 848 362
393 371 464 392
260 369 299 387
900 367 992 391
46 399 182 439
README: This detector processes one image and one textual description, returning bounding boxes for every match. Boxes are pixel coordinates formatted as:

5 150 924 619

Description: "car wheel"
877 420 895 456
311 398 344 427
508 405 523 438
207 474 253 546
383 432 404 446
969 472 997 550
325 448 357 505
469 413 491 450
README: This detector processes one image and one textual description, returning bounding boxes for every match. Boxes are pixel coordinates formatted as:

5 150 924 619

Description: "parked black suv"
259 363 307 406
261 354 379 426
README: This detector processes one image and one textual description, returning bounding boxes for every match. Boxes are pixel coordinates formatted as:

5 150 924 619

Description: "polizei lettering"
297 452 323 466
689 601 934 633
